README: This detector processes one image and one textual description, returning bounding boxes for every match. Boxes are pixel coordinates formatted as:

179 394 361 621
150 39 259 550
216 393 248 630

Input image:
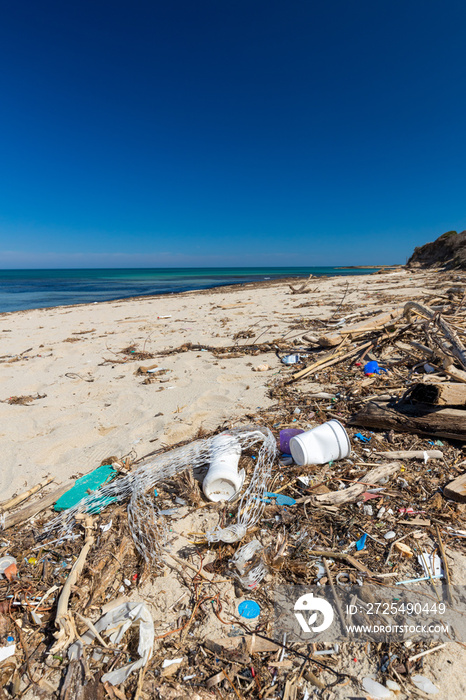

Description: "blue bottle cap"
238 600 261 619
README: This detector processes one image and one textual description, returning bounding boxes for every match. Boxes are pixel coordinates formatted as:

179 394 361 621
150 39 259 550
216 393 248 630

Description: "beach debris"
69 602 154 685
279 428 304 453
355 533 367 551
252 363 270 371
350 398 466 441
54 464 118 512
374 449 443 460
0 643 16 663
417 551 443 578
289 420 351 465
282 354 301 364
48 427 277 554
51 516 95 653
364 360 388 375
362 677 393 698
394 542 413 558
238 600 261 619
3 274 466 698
202 434 245 502
305 462 400 506
276 494 296 506
411 675 440 694
0 556 17 580
444 472 466 502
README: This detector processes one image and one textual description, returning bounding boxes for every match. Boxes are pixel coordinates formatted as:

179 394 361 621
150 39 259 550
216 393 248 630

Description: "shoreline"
0 268 392 317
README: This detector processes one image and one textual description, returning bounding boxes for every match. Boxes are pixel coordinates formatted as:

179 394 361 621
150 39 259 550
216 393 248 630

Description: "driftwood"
350 399 466 440
288 340 372 384
317 308 403 347
309 462 400 505
86 534 133 608
288 274 314 294
2 481 73 530
0 477 55 513
403 301 466 369
307 550 372 575
374 450 443 460
51 517 95 653
410 381 466 406
442 364 466 384
444 473 466 503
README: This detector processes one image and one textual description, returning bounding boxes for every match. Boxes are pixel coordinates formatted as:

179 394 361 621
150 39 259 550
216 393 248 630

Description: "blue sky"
1 0 465 268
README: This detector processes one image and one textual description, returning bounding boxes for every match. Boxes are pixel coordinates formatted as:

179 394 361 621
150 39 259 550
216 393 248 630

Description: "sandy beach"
0 266 433 501
2 266 466 699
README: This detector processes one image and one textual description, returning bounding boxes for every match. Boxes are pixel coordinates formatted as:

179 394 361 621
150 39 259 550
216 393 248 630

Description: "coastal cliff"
407 229 466 269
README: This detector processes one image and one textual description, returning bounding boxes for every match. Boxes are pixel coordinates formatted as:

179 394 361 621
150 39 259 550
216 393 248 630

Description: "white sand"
0 267 441 500
3 266 466 698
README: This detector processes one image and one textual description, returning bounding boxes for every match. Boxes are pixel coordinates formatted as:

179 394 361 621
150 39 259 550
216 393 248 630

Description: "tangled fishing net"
46 426 277 563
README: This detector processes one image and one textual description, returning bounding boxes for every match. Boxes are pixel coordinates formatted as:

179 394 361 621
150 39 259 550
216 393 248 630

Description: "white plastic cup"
203 434 245 502
289 420 351 466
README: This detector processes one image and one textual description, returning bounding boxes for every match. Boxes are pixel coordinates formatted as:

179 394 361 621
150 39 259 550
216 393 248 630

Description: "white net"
45 426 277 563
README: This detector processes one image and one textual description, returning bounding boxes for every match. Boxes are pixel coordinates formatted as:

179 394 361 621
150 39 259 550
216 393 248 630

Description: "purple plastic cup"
279 428 305 454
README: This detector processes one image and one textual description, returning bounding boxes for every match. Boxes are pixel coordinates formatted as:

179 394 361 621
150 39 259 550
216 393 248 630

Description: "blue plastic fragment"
354 433 371 443
364 360 388 375
265 492 278 498
356 533 367 551
238 600 261 619
154 488 158 497
276 494 296 506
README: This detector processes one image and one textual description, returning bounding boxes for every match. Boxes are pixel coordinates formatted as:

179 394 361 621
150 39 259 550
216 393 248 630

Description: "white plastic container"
289 420 351 466
203 434 245 502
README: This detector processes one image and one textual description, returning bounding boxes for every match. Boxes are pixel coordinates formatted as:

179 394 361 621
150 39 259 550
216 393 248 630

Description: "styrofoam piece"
0 644 16 662
289 420 351 465
362 677 393 698
203 434 245 502
417 552 443 578
412 675 440 694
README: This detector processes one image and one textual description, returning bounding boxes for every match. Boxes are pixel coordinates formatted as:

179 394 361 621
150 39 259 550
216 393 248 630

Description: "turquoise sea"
0 267 380 313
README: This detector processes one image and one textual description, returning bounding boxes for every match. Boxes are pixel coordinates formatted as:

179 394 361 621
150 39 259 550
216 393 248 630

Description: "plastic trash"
231 539 263 576
0 556 17 580
384 531 396 540
355 533 367 551
68 601 154 685
202 434 245 502
282 354 301 365
354 432 371 443
418 552 443 578
238 600 261 619
364 360 388 375
289 420 351 466
276 494 296 506
279 428 304 453
412 675 440 694
0 643 16 663
54 464 118 512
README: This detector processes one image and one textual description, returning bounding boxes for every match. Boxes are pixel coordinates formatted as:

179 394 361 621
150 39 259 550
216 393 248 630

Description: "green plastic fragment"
54 464 118 512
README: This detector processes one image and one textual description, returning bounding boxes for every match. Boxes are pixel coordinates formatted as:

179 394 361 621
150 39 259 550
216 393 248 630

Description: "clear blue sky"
1 0 465 268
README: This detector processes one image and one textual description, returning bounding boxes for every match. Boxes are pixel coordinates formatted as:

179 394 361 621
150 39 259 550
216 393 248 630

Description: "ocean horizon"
0 266 383 313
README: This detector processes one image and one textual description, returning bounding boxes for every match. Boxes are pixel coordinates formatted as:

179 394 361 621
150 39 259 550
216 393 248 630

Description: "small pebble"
384 531 396 540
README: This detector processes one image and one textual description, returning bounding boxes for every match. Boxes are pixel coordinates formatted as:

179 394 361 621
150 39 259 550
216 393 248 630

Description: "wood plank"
444 473 466 503
349 399 466 441
410 381 466 406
